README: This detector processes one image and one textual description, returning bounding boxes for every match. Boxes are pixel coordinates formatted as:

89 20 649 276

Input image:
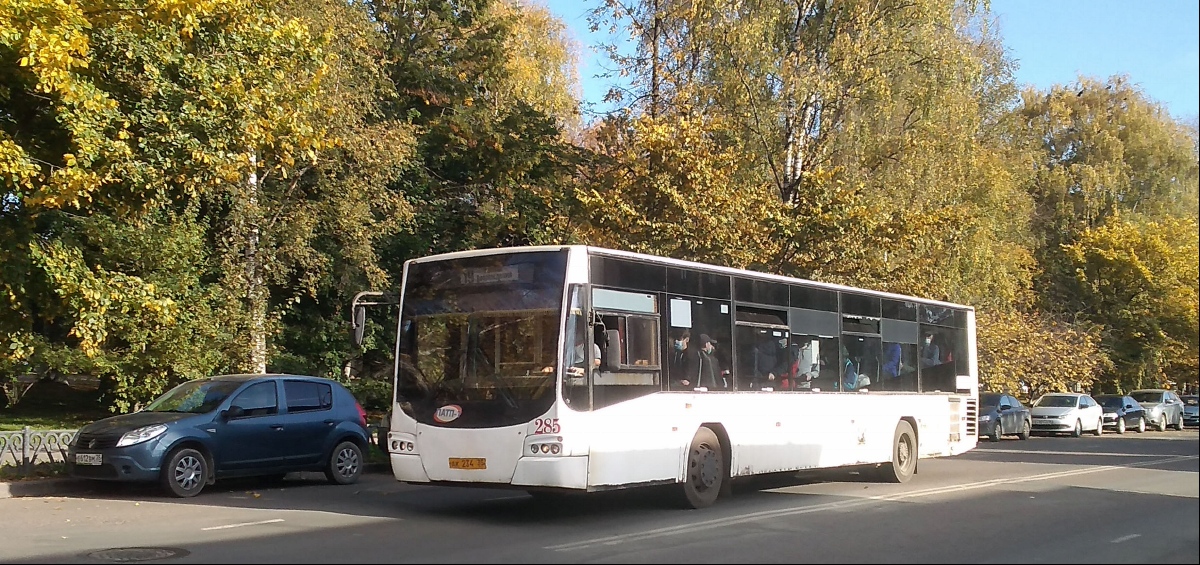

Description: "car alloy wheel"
1072 419 1082 438
1116 417 1125 434
1136 417 1146 433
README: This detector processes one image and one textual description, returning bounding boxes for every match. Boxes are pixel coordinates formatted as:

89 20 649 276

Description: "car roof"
1041 392 1084 397
1130 389 1168 393
208 373 331 383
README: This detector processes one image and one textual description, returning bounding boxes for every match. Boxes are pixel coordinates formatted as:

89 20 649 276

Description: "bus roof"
404 245 974 312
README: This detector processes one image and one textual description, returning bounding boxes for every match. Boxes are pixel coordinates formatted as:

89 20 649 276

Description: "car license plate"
75 453 102 466
448 457 486 470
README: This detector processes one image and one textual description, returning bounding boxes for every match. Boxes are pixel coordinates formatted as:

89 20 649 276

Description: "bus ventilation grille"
965 397 978 437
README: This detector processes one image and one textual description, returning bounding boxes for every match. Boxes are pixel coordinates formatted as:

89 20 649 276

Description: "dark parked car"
1094 394 1147 434
1183 395 1198 428
67 374 371 497
977 393 1031 442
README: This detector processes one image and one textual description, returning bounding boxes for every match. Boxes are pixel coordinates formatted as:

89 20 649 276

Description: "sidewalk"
0 462 392 499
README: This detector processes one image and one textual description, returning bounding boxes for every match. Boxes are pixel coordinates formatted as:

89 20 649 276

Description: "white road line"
1111 534 1141 544
201 519 285 531
979 449 1173 457
546 455 1197 552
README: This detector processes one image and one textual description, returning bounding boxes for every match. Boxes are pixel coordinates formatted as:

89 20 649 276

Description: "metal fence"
0 428 77 475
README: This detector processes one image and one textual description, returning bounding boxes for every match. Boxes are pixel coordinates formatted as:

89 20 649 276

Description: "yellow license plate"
448 457 486 470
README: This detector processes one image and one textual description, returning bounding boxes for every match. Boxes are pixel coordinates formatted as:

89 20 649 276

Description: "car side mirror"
1125 404 1134 410
223 406 245 420
1000 404 1012 411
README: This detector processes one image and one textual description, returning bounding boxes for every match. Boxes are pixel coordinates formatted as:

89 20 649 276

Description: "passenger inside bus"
677 334 725 390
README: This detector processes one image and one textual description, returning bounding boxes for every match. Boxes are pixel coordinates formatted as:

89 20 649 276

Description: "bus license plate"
448 457 486 470
75 453 102 465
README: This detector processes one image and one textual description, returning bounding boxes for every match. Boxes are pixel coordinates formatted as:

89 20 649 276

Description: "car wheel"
1018 419 1031 440
1173 415 1185 431
1116 417 1125 434
324 441 363 485
1072 419 1082 438
679 427 724 509
1136 416 1146 433
161 447 207 498
990 421 1002 442
1093 418 1103 436
1157 416 1168 432
876 420 917 484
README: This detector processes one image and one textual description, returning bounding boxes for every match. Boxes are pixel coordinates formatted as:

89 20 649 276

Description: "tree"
976 308 1109 402
1062 214 1199 392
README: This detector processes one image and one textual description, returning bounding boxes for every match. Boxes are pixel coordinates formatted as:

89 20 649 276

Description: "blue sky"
545 0 1200 121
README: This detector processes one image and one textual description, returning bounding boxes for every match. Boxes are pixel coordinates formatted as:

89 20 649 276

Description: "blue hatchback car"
66 374 371 497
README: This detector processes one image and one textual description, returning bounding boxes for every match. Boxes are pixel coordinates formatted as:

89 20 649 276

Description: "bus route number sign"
534 418 560 434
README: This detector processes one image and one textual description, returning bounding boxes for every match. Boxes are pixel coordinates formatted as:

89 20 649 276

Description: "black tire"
990 421 1002 442
1173 415 1185 431
1116 417 1125 434
161 447 207 498
1157 416 1168 432
1018 419 1031 441
1093 418 1103 436
324 441 363 485
877 420 917 484
1136 416 1146 433
679 427 724 509
1071 419 1083 438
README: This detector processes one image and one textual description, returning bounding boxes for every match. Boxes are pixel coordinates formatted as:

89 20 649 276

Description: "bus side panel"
583 396 696 488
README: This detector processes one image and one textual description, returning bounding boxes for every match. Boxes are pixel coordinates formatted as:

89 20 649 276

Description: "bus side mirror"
603 329 621 372
352 305 367 346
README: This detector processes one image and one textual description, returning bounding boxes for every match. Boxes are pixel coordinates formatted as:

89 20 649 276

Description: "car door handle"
271 424 284 431
324 419 336 426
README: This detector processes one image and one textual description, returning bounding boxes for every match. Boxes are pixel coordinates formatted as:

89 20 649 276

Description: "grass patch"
0 462 67 482
0 381 110 431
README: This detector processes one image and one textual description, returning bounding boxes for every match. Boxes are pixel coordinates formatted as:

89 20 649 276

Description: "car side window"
284 381 333 413
229 382 278 418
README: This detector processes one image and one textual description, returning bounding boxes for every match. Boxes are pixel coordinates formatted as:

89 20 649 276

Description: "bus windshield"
396 250 567 428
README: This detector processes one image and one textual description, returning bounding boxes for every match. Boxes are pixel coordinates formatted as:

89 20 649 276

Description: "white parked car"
1030 393 1105 437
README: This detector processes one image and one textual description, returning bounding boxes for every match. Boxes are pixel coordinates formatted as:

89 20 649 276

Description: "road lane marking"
977 449 1180 457
201 519 285 531
1111 534 1141 544
547 455 1197 552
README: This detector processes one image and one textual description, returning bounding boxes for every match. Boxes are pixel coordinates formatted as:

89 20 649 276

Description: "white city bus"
371 245 978 508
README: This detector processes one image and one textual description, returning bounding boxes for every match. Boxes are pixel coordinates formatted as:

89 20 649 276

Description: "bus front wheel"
679 427 724 509
877 420 917 484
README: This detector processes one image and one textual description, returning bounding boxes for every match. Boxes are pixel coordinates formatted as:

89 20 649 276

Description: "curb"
0 477 97 499
1 463 393 499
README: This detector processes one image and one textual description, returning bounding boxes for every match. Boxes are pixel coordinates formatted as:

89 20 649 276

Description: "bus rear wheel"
679 427 724 509
876 420 917 484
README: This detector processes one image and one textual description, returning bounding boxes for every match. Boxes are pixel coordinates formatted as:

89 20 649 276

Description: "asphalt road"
1 429 1196 564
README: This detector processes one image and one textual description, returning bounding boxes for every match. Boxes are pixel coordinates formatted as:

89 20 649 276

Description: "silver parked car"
1030 393 1105 437
1181 395 1198 428
1129 389 1186 431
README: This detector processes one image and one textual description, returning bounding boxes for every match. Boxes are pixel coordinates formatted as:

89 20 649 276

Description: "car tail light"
356 402 368 428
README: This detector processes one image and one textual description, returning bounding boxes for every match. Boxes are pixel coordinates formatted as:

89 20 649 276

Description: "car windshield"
1097 396 1124 409
144 380 245 414
979 393 1001 408
1129 391 1162 403
1034 395 1078 408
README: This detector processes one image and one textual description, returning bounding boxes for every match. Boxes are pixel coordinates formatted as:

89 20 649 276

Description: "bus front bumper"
389 453 590 489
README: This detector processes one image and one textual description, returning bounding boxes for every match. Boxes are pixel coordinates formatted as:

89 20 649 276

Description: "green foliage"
1063 214 1199 391
976 308 1110 402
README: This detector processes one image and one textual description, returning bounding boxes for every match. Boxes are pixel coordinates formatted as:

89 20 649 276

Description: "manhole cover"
86 548 189 562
